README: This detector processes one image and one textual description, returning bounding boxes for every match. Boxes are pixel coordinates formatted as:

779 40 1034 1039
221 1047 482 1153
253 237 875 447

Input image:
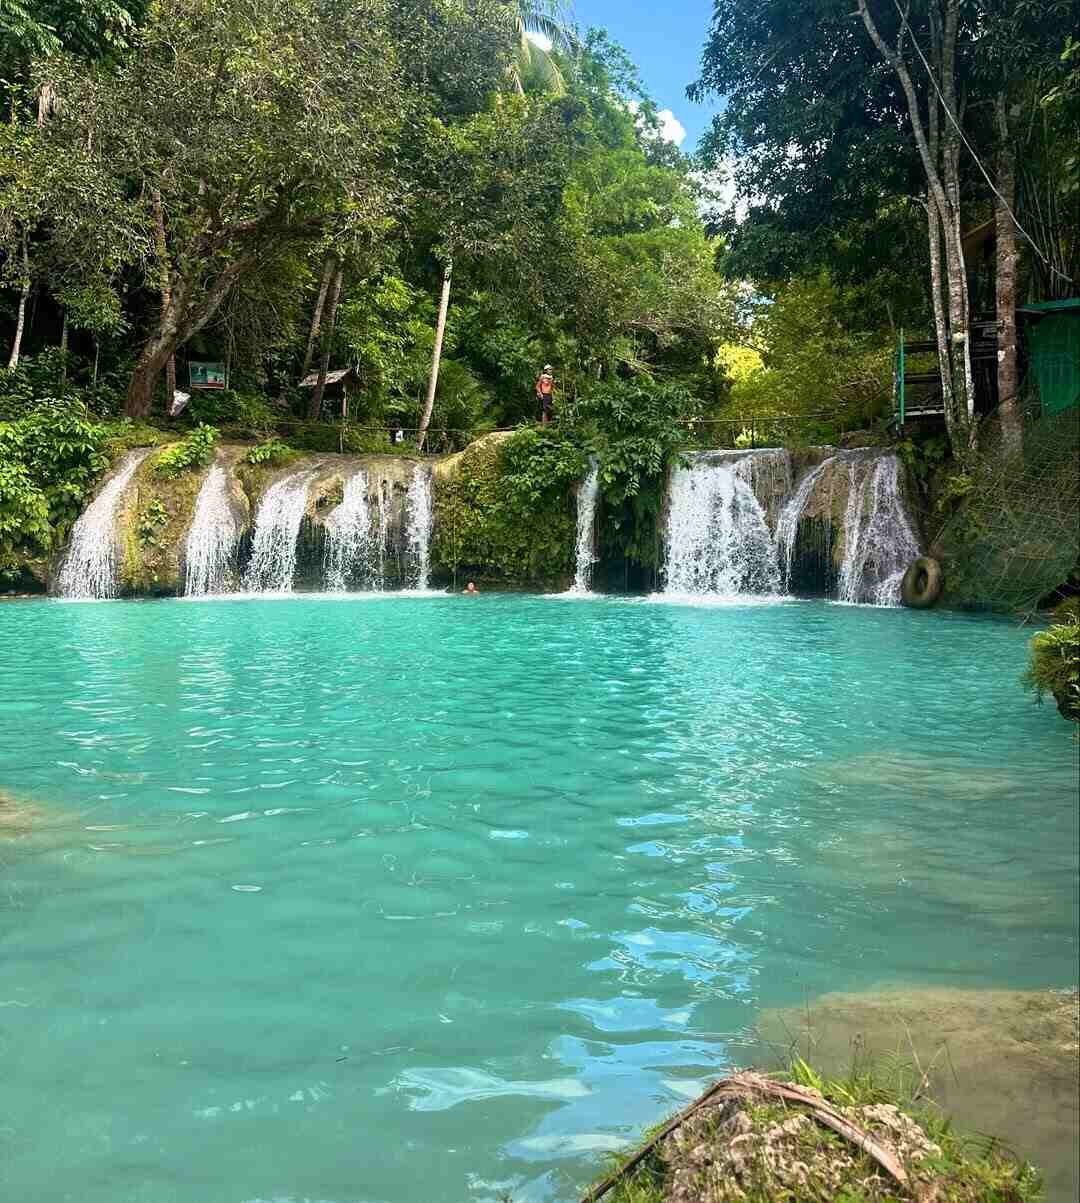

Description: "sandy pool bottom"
751 986 1079 1202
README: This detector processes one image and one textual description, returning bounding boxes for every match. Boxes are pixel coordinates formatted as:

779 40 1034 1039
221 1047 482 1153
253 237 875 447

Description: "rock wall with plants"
431 429 586 589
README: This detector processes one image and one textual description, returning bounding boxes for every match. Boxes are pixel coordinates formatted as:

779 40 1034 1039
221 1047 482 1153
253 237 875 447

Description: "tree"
413 96 582 447
39 0 404 417
414 0 577 449
507 0 577 95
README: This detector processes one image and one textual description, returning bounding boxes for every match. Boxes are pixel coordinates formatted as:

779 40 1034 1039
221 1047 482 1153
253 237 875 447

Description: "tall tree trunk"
927 197 954 420
308 258 343 420
7 230 30 369
417 263 452 451
995 93 1022 454
125 254 255 417
152 190 178 415
59 310 68 386
302 252 335 378
857 0 975 451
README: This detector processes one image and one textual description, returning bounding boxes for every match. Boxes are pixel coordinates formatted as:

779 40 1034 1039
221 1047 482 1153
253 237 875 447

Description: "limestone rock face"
49 443 430 596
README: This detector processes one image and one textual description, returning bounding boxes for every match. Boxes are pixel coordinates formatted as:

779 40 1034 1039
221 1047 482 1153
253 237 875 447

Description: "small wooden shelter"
298 367 357 417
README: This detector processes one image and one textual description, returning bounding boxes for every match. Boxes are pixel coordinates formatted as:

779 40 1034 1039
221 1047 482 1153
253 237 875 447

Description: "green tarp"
1028 311 1079 416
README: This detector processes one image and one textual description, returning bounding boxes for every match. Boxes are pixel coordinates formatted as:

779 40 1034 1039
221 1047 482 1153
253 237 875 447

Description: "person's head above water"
464 581 479 594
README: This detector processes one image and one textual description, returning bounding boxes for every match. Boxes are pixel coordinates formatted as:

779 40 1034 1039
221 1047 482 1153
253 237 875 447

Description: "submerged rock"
754 987 1079 1202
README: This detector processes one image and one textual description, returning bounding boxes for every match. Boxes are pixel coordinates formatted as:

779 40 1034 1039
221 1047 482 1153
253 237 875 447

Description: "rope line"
889 0 1074 285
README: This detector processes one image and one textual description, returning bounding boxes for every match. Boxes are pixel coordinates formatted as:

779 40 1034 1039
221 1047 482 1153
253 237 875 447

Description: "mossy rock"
116 444 250 595
431 431 576 588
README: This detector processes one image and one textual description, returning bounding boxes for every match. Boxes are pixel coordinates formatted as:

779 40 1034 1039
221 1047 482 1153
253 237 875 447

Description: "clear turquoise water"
0 595 1076 1203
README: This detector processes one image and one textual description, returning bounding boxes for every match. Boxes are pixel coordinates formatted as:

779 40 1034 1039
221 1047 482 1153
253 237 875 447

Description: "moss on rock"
431 430 577 588
115 444 251 595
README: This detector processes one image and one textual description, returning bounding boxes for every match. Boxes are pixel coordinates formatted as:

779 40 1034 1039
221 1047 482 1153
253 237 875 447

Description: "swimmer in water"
463 581 479 594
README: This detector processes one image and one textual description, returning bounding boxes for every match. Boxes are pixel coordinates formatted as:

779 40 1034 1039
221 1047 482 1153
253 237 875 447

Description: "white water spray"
663 455 781 597
184 465 240 596
570 460 600 593
837 455 920 605
242 469 315 593
774 456 837 589
405 464 434 590
56 449 150 599
324 470 373 592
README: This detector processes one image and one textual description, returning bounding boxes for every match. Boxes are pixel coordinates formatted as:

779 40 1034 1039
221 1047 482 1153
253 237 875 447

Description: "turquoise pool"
0 595 1076 1202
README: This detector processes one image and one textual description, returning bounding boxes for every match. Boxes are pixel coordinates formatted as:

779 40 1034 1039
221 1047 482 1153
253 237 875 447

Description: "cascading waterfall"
323 469 374 592
662 447 921 606
837 454 921 605
404 464 434 590
774 456 837 589
663 454 781 597
242 468 316 593
184 465 240 596
570 460 600 593
55 449 151 599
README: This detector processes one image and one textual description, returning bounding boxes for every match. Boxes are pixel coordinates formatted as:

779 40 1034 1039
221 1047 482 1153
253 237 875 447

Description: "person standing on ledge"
535 363 555 425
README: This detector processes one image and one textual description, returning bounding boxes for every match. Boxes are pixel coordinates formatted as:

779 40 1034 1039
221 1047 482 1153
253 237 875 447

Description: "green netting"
937 405 1080 614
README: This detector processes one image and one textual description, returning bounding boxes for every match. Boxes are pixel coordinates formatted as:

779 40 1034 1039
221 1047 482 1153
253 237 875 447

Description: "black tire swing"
901 556 943 608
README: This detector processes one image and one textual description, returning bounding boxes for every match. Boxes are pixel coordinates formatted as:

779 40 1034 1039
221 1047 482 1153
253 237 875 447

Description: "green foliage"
187 390 276 431
598 1053 1044 1203
245 439 295 467
432 429 585 584
135 496 168 548
0 457 51 572
574 379 699 566
1024 607 1080 722
101 418 170 457
153 424 218 478
0 397 108 572
720 274 893 441
896 434 949 491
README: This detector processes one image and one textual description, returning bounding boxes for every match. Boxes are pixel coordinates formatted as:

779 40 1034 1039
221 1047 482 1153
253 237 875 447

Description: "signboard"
190 361 226 390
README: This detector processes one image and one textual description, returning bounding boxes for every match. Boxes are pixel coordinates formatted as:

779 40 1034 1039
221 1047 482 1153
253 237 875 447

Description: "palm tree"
416 1 576 449
509 0 578 96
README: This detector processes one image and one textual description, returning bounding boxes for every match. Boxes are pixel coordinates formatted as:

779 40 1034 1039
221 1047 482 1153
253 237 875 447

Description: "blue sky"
569 0 721 152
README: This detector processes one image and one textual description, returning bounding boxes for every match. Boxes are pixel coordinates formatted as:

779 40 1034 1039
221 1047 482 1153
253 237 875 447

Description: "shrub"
136 497 169 548
246 439 295 467
154 425 219 477
186 389 276 430
1024 601 1080 723
431 427 586 584
0 400 108 572
574 379 700 567
0 459 52 571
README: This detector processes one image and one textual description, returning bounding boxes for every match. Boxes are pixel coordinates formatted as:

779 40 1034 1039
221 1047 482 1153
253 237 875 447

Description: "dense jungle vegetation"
0 0 1077 589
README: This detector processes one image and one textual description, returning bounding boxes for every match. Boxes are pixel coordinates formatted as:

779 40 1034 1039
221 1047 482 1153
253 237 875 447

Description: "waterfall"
837 454 921 605
55 449 150 599
184 465 240 596
774 456 837 589
324 469 373 592
404 464 433 590
570 460 600 593
663 454 781 597
242 468 315 593
662 447 920 606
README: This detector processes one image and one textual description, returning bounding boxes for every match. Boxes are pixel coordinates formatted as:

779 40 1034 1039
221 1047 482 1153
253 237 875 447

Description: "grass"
594 1054 1044 1203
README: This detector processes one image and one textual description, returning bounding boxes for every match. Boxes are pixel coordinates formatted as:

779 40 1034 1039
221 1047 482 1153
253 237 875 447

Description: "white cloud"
655 109 687 147
625 100 687 148
526 30 553 52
